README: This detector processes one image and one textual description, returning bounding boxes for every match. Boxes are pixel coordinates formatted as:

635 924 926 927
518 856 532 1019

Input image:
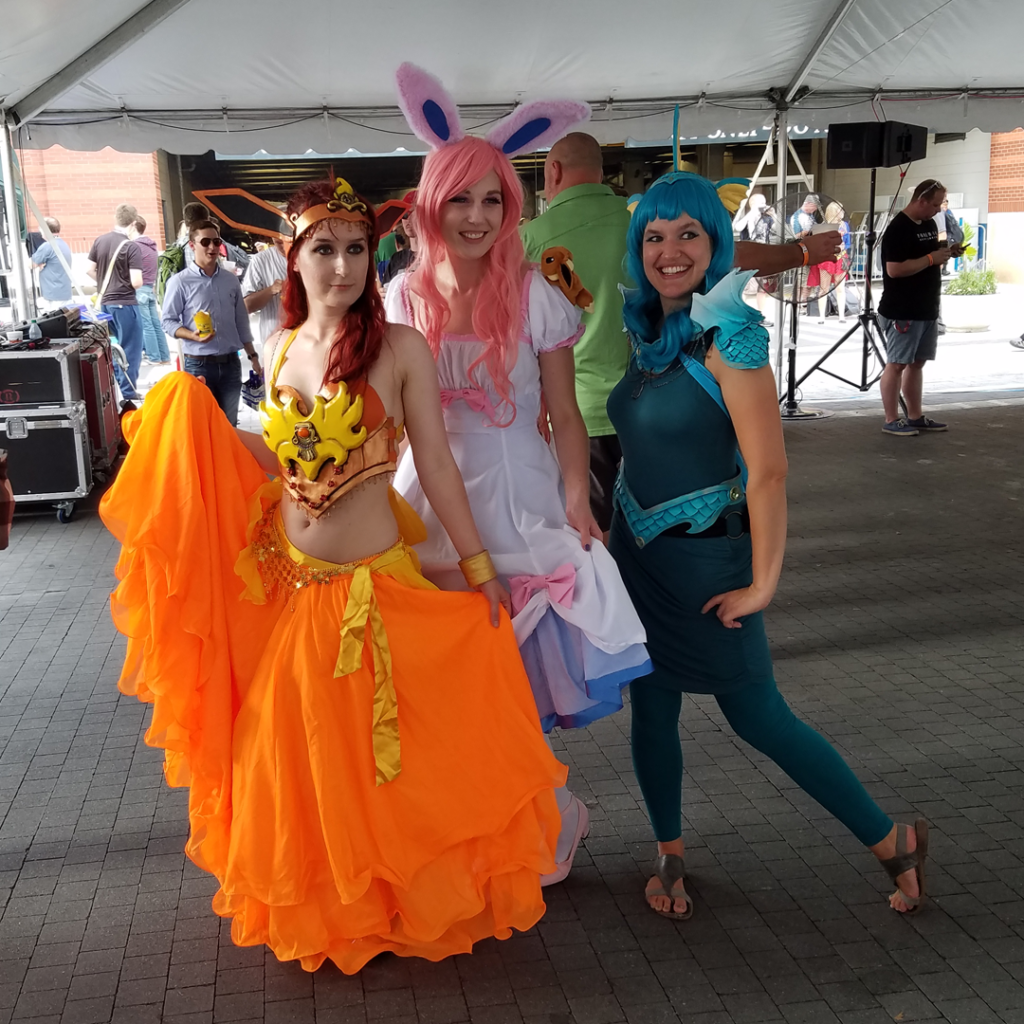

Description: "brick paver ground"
1 401 1022 1024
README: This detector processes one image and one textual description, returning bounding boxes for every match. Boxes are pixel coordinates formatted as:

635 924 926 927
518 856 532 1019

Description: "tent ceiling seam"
783 0 857 104
8 0 195 125
19 87 1024 132
801 0 958 99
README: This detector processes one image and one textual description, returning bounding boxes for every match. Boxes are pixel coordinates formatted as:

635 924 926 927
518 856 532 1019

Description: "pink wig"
410 136 527 422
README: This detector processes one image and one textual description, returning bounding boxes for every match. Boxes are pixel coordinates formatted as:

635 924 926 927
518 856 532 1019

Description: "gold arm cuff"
459 550 497 588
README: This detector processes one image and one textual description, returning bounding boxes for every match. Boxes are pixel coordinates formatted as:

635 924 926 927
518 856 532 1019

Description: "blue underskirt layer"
518 607 652 732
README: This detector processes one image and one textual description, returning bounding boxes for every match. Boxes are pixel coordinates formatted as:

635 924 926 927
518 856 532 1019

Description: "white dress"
387 270 651 730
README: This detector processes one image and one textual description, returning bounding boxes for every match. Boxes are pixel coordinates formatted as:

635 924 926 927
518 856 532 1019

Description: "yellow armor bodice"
259 328 400 518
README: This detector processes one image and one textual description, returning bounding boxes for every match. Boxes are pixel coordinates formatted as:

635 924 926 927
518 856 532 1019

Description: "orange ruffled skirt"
100 373 565 973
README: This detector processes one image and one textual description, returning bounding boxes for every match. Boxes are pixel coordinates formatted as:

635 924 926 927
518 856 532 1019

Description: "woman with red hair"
387 66 652 884
99 177 566 972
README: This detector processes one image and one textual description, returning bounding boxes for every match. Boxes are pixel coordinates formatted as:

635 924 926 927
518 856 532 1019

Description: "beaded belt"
249 510 406 785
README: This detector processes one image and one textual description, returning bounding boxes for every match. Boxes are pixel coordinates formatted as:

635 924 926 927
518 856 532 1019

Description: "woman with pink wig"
386 65 651 884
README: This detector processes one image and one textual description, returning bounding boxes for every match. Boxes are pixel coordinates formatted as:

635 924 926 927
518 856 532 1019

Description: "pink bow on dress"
439 388 498 423
509 564 577 615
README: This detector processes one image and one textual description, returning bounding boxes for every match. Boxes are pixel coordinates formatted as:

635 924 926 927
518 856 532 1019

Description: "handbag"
90 239 128 309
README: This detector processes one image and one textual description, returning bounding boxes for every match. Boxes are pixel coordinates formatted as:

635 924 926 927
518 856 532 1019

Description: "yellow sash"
238 495 434 786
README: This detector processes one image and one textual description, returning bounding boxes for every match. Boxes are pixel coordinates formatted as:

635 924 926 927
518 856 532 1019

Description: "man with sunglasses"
161 220 262 425
878 179 958 437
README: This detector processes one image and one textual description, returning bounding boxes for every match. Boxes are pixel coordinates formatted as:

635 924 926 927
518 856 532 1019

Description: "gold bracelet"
796 241 810 267
459 550 497 588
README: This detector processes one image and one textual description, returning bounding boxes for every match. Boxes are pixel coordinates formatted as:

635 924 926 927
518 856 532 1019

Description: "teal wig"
624 172 735 371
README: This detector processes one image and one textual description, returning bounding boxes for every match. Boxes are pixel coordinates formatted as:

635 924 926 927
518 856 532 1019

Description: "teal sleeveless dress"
607 337 775 695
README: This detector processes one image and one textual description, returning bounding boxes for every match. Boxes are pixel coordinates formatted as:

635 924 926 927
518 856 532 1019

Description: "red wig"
279 179 387 387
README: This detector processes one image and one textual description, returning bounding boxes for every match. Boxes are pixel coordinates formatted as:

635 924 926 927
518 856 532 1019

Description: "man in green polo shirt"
521 133 630 534
522 133 845 535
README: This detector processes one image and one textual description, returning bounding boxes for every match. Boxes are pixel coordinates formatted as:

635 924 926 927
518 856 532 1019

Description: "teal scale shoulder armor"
690 269 770 370
714 320 770 370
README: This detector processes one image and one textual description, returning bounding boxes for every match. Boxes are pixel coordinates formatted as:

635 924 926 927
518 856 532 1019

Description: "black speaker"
882 121 927 165
827 122 884 169
827 121 928 169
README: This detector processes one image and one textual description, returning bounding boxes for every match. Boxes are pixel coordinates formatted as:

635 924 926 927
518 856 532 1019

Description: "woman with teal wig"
607 172 928 920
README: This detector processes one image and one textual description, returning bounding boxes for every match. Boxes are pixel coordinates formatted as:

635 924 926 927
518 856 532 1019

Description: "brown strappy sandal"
644 853 694 920
879 819 929 915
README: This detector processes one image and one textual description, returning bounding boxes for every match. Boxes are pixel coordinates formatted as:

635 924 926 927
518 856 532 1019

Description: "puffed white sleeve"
382 272 413 326
524 269 585 356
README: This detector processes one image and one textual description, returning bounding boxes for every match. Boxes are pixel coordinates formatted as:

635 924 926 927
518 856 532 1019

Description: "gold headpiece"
289 177 371 239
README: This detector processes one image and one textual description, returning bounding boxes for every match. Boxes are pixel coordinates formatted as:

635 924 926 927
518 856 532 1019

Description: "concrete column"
622 159 646 196
697 145 726 181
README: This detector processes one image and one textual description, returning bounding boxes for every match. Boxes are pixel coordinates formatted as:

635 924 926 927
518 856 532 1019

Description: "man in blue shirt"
161 220 262 425
31 217 73 310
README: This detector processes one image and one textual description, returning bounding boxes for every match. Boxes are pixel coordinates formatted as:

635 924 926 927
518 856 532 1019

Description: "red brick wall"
989 129 1024 213
16 146 165 253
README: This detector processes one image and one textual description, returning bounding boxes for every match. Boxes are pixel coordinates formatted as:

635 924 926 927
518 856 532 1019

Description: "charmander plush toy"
540 246 594 314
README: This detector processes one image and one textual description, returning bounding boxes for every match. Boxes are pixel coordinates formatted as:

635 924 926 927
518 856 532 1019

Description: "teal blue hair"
623 172 735 363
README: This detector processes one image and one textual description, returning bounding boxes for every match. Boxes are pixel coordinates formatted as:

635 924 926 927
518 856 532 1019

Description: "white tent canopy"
3 0 1024 155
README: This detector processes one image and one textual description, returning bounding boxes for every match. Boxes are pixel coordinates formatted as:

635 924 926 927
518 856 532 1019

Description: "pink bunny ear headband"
395 63 590 157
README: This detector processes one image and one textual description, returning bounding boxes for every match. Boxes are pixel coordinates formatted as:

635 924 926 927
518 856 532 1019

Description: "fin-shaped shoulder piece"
690 270 770 369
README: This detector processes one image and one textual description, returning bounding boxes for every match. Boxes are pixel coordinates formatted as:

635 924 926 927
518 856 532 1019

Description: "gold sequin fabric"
249 509 394 597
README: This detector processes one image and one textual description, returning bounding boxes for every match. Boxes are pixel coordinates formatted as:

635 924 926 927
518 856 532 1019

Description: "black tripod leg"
794 319 860 387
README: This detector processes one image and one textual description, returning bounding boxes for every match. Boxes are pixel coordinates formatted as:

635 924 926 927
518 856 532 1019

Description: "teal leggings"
629 679 893 847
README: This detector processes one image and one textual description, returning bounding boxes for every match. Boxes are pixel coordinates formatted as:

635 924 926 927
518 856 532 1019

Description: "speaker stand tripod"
782 165 888 413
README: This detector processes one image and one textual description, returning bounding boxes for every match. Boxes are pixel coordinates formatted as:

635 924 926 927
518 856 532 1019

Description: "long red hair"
279 179 387 386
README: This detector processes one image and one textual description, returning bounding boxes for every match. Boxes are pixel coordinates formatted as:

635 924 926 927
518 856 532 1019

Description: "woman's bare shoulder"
263 327 290 369
385 321 431 357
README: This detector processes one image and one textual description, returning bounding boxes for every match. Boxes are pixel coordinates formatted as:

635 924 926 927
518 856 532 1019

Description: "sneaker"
906 416 948 432
1010 335 1024 350
882 418 919 436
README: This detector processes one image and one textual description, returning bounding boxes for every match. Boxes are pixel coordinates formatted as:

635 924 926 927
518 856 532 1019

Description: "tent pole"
774 109 788 395
786 138 815 191
9 0 195 128
784 0 857 104
0 114 34 323
745 126 776 198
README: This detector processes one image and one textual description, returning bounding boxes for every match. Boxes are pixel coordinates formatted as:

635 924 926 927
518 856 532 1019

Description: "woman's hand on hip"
478 578 512 628
702 585 773 629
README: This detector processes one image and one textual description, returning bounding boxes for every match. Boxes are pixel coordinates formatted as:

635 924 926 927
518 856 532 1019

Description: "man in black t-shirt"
877 179 962 436
87 204 145 400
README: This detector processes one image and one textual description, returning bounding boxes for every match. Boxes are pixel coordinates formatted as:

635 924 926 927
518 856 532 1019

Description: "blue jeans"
136 285 170 362
102 303 144 400
184 353 242 426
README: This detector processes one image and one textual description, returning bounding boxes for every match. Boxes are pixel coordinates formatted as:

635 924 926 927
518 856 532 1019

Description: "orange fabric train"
101 373 564 973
